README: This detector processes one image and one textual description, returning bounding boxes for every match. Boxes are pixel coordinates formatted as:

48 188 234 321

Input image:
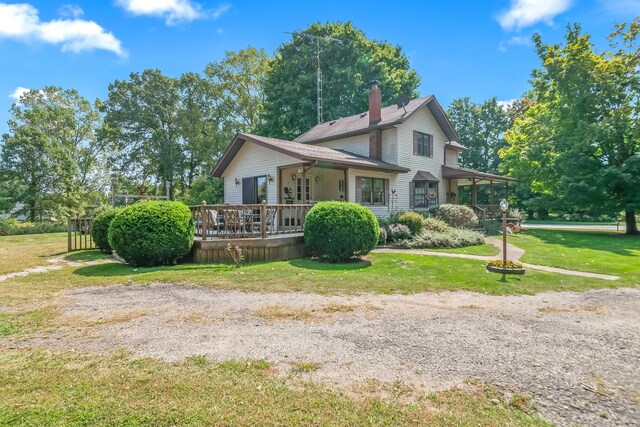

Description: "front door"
296 177 312 203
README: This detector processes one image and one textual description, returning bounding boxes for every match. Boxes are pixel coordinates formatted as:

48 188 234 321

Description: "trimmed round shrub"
91 208 119 253
108 201 194 267
397 211 426 235
304 201 379 262
433 204 478 228
423 217 451 233
387 223 412 242
377 227 388 245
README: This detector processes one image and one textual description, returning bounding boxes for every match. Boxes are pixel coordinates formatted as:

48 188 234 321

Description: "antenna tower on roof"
285 31 342 124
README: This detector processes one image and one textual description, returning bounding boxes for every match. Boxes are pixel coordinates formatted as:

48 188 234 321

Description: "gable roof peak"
294 94 460 144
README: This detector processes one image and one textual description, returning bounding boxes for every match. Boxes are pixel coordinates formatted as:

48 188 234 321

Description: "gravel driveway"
26 283 640 426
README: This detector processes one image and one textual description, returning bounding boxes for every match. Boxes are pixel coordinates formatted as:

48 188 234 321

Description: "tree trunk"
625 210 639 235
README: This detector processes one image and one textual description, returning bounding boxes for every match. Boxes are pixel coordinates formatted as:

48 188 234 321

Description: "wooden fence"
189 203 313 240
67 215 95 251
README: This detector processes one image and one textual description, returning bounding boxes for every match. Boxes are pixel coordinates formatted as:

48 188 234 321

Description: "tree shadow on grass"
63 251 110 262
73 262 232 278
288 257 372 271
522 229 640 257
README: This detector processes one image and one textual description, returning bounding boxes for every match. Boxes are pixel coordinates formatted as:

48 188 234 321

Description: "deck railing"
189 203 314 240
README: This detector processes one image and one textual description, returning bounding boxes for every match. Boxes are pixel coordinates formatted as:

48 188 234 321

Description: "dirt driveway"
23 284 640 426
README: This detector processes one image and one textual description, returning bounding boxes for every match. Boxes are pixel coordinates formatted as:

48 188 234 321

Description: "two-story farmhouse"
212 82 514 218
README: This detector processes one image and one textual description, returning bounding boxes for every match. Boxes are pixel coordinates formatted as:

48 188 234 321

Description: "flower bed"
486 259 526 275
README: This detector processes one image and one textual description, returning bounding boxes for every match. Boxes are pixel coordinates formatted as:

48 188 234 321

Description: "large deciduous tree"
447 97 510 173
100 69 228 200
0 87 103 220
204 46 270 133
260 22 421 140
500 20 640 234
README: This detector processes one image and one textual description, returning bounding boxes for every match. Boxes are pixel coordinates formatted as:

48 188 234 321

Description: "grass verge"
511 229 640 284
0 350 550 426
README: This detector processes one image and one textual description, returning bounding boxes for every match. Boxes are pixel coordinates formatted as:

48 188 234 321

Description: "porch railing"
189 203 313 239
68 215 96 251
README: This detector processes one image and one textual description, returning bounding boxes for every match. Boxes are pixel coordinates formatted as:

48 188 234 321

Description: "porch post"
343 169 348 201
489 180 494 206
471 178 477 207
301 166 307 204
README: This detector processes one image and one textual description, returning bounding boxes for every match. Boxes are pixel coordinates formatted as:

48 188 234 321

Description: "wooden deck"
191 233 305 264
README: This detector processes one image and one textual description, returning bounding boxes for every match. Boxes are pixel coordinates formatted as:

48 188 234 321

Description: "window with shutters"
413 131 433 157
413 181 438 208
357 177 386 205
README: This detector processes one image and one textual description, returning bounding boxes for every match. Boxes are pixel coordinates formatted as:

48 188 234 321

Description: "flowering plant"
225 243 245 268
486 259 523 269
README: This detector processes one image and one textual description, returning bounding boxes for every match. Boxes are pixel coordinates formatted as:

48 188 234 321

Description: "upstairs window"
413 131 433 158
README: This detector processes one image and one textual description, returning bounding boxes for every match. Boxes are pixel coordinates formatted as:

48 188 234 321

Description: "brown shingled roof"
294 95 462 145
211 133 410 177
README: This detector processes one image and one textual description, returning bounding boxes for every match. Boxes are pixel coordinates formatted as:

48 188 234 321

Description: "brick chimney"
368 81 382 160
368 80 382 124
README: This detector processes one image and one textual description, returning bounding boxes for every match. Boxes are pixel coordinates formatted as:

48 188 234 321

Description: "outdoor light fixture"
291 173 296 181
500 198 509 264
315 176 320 184
234 178 240 186
297 166 304 174
267 174 273 183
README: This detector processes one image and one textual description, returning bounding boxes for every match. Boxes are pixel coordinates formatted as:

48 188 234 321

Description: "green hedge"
304 202 379 262
91 209 119 254
108 201 194 267
398 228 485 249
0 219 66 236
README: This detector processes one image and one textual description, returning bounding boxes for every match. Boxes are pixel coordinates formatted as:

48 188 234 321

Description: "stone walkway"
374 237 620 281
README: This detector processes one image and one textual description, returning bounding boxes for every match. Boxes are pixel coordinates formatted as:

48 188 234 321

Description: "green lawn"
511 229 640 284
0 350 549 427
426 243 499 256
0 233 560 426
1 230 636 426
524 219 620 226
0 232 68 275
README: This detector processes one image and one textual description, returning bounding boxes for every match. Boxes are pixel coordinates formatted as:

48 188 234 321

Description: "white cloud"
117 1 231 25
508 35 532 46
211 3 231 19
498 0 573 31
599 0 640 15
117 0 203 25
58 4 84 19
498 35 533 52
9 86 30 100
497 99 517 110
0 3 124 56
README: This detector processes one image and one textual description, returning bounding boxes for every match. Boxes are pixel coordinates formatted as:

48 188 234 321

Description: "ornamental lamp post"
500 198 509 265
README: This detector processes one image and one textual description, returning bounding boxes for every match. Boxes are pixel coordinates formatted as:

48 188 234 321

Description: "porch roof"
442 166 517 184
212 133 410 177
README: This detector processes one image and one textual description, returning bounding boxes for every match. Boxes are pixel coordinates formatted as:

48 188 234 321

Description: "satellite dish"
396 94 410 109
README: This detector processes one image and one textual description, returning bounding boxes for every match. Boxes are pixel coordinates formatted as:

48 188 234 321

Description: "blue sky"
1 0 639 135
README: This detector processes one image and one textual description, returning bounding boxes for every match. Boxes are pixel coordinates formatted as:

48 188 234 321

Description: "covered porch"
442 166 518 222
